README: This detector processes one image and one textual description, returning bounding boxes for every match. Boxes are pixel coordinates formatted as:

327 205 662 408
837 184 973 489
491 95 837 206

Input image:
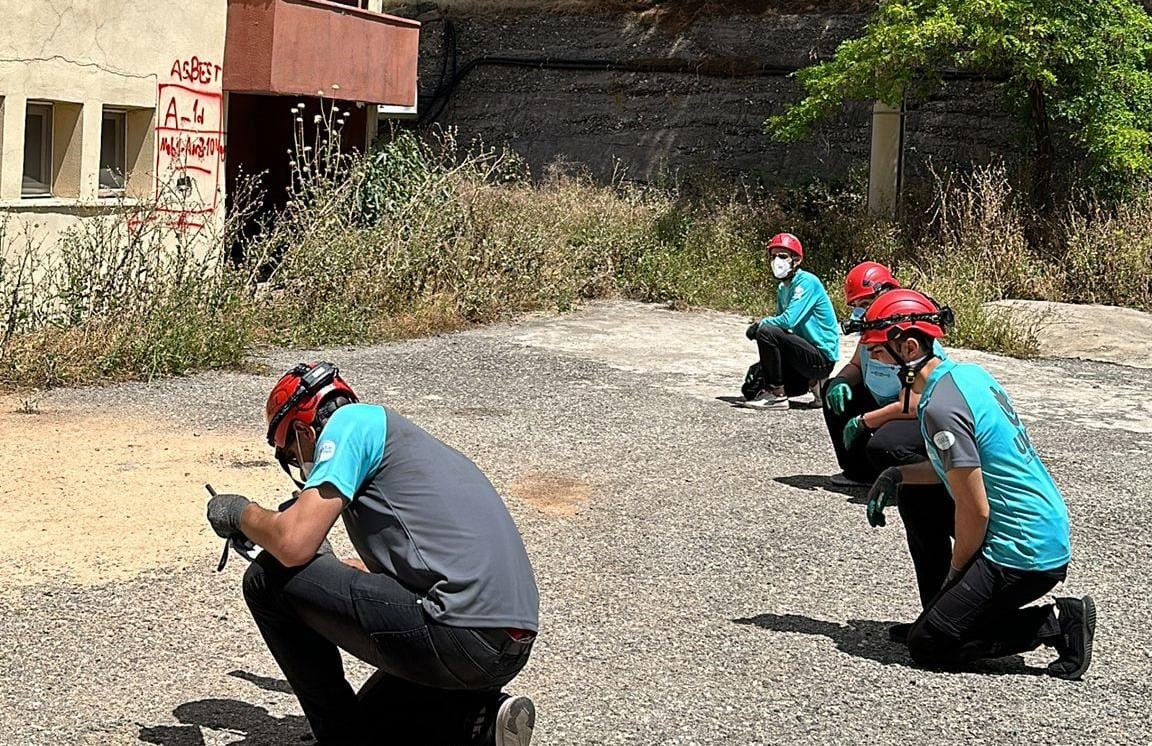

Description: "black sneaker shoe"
493 694 535 746
1048 596 1096 680
888 622 913 644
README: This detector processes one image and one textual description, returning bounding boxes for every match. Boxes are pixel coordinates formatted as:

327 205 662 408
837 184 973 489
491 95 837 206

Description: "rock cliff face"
386 2 1025 185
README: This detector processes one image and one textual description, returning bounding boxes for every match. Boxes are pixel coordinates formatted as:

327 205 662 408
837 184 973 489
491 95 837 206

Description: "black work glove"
745 321 761 340
866 467 902 528
207 492 252 538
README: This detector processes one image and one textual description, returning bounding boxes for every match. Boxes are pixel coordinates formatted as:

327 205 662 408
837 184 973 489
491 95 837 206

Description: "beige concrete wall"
0 1 228 248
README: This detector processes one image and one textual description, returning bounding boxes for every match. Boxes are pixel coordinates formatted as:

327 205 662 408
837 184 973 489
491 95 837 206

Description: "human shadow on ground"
734 612 1047 676
773 473 869 499
138 697 312 745
228 668 294 694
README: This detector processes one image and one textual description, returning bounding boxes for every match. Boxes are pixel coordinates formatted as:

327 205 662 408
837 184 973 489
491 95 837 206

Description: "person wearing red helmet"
859 293 1095 680
206 362 540 745
822 264 957 613
739 232 839 410
823 262 912 485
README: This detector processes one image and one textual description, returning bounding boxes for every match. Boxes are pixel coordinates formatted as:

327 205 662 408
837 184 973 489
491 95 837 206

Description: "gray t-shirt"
304 404 539 630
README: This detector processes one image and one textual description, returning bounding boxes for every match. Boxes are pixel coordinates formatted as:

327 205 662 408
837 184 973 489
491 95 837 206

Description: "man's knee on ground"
907 622 958 668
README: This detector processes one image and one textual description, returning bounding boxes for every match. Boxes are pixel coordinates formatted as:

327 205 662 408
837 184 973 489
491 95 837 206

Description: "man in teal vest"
860 290 1095 679
740 232 840 410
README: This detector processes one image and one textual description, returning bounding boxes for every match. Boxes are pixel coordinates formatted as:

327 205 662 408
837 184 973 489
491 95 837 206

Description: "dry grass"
3 127 1149 390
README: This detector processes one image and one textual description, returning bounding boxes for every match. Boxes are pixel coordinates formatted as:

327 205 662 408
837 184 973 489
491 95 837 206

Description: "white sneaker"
829 472 872 488
737 390 790 410
494 694 535 746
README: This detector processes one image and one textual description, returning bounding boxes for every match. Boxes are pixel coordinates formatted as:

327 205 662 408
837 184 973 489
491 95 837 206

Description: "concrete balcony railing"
223 0 419 106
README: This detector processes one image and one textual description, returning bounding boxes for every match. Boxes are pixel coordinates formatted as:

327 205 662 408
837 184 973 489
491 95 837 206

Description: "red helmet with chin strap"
844 261 899 304
860 290 951 345
265 362 358 449
767 232 803 259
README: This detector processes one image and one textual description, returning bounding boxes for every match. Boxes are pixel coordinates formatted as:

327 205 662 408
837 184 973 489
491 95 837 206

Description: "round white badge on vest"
317 440 337 462
933 431 957 450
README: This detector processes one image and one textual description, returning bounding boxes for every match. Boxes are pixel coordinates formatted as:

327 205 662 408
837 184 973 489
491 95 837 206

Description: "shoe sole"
1069 595 1096 680
1050 595 1096 681
496 695 535 746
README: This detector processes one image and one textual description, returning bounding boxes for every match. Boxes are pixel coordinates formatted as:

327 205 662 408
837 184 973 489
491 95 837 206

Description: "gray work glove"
207 492 252 538
746 321 761 340
866 467 902 528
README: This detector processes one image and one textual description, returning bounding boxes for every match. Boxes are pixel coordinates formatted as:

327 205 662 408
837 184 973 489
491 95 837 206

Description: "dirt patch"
2 399 288 590
508 472 591 516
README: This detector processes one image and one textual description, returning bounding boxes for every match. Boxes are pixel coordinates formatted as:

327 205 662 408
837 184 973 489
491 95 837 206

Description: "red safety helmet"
844 261 900 304
767 232 803 259
860 289 951 345
265 362 358 449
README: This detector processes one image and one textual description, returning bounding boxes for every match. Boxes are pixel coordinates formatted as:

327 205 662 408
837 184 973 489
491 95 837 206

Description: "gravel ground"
3 301 1151 744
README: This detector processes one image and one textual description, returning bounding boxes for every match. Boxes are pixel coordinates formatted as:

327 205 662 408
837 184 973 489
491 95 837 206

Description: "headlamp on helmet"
264 361 358 486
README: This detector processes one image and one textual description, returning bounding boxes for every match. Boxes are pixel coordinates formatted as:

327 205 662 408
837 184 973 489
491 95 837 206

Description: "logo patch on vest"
933 431 957 451
316 440 337 463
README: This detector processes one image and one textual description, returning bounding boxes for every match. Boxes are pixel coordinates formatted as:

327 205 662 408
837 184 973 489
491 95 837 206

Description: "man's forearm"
865 401 911 428
241 504 315 567
899 460 941 485
948 467 990 571
838 361 862 386
952 511 988 570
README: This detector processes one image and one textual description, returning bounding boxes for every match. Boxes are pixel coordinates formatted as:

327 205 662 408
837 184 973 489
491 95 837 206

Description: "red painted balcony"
223 0 419 106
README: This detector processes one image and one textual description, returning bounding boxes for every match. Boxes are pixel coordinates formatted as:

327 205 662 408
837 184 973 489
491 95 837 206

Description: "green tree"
767 0 1152 198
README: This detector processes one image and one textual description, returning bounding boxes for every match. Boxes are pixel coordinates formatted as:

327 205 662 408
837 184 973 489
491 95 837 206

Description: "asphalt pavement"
3 300 1151 745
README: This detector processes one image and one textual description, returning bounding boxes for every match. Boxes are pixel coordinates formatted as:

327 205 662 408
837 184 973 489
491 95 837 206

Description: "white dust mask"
771 257 793 279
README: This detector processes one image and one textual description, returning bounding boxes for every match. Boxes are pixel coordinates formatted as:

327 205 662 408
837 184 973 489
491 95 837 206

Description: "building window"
23 102 53 196
100 109 127 193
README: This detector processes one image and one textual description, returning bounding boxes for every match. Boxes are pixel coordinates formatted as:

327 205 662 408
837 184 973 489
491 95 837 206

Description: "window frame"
99 108 128 195
22 101 54 197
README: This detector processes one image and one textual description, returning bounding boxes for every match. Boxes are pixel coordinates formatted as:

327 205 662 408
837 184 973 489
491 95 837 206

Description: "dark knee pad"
906 622 954 668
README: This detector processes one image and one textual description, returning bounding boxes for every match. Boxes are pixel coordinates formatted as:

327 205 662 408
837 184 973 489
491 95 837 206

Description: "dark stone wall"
386 2 1027 187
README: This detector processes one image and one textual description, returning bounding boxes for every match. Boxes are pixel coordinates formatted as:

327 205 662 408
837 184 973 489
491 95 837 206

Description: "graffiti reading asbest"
155 56 225 228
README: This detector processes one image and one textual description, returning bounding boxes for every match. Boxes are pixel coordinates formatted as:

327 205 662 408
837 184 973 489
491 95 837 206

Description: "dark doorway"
225 93 370 257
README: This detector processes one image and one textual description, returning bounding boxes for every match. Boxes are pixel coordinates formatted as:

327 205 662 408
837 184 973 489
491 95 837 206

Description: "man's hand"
824 378 852 416
866 467 902 528
745 321 761 340
943 564 963 587
842 415 870 449
207 493 252 538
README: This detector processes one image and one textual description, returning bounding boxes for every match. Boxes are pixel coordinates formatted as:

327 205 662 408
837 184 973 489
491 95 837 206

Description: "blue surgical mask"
863 353 903 402
849 307 866 321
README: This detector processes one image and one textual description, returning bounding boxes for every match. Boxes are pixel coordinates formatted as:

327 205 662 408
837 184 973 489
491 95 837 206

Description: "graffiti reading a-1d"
155 56 225 229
